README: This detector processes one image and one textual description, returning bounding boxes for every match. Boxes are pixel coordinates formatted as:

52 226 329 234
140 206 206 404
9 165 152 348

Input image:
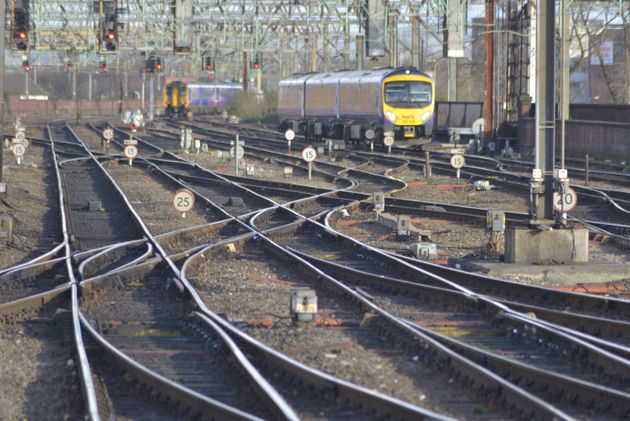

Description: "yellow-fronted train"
277 66 435 144
163 81 242 118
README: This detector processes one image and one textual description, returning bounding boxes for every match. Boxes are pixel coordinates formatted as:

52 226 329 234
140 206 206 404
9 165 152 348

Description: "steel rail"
180 230 571 419
46 122 100 420
66 123 300 419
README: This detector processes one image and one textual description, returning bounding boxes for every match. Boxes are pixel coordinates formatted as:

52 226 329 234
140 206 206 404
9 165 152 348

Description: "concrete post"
534 0 555 222
356 35 364 71
0 2 4 185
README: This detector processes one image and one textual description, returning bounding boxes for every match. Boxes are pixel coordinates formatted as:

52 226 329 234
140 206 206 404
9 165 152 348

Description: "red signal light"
206 64 212 71
65 65 73 72
22 61 31 72
17 31 27 40
107 31 115 41
253 62 260 70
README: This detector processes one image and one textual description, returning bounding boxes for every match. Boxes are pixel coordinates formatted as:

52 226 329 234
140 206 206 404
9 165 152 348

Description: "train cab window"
385 81 432 108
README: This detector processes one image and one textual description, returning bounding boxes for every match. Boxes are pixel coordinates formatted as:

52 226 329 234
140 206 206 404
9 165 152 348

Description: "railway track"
81 261 297 419
182 232 569 419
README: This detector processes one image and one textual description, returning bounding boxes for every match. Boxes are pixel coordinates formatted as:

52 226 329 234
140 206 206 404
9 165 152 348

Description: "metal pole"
323 24 329 73
149 74 154 121
535 0 555 221
560 0 570 170
141 74 145 112
242 51 248 92
310 35 318 72
0 2 5 185
235 134 240 176
88 72 92 101
484 0 494 142
25 72 29 99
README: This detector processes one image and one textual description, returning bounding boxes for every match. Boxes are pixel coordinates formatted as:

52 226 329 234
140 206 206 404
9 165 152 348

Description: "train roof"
166 81 242 89
281 67 432 87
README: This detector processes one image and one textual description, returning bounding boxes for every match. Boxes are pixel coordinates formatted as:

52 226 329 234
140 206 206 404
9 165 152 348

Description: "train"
277 67 435 144
163 81 243 117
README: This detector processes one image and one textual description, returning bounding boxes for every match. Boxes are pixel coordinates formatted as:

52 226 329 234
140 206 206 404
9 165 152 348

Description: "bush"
228 90 278 124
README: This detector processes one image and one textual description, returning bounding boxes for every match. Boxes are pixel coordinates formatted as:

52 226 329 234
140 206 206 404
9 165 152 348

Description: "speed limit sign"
11 143 26 157
15 131 25 142
553 188 578 213
383 136 394 147
302 147 317 163
124 145 138 159
230 146 245 159
450 154 465 169
173 188 195 217
103 128 114 140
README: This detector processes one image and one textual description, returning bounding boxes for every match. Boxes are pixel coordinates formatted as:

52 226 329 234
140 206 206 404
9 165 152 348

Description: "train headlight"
421 111 431 122
385 111 397 123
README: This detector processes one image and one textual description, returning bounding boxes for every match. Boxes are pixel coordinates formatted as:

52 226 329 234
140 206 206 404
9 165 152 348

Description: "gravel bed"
190 242 502 419
102 160 217 235
333 210 501 260
179 149 343 190
392 169 530 212
0 299 80 419
0 143 60 270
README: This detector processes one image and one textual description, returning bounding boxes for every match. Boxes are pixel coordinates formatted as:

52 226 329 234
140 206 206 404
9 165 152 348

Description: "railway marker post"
302 146 317 180
383 135 394 154
231 135 245 176
365 129 375 153
173 188 195 219
11 139 26 165
102 128 114 151
124 139 138 166
450 154 465 184
285 129 295 155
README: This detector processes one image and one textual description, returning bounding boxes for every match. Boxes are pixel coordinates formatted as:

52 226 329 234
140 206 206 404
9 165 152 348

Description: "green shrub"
229 90 278 124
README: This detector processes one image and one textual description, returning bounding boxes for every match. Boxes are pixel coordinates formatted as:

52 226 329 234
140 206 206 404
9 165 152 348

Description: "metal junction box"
290 287 317 323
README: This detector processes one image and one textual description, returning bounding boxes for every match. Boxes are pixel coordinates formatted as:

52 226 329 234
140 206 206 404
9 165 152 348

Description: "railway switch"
291 287 317 323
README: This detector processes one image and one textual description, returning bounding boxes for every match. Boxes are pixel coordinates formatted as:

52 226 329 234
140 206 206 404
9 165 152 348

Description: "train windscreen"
384 81 432 108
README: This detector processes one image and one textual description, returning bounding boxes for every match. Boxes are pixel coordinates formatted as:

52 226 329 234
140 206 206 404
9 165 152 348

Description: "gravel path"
0 143 60 270
0 297 80 420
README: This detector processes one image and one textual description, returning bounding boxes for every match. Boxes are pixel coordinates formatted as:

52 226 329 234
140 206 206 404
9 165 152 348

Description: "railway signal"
103 14 117 51
22 60 31 72
204 56 215 72
99 61 108 73
65 62 73 73
13 4 29 51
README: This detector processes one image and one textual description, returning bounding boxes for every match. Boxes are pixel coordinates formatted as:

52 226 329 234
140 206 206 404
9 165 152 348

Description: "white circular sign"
450 154 465 169
15 131 25 141
173 188 195 213
302 147 317 163
383 136 394 147
12 143 26 157
365 129 375 140
124 145 138 159
230 146 244 159
284 129 295 141
103 128 114 140
553 188 578 213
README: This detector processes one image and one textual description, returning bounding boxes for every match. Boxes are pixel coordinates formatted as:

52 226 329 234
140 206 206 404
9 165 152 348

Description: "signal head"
17 31 27 40
22 60 31 72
